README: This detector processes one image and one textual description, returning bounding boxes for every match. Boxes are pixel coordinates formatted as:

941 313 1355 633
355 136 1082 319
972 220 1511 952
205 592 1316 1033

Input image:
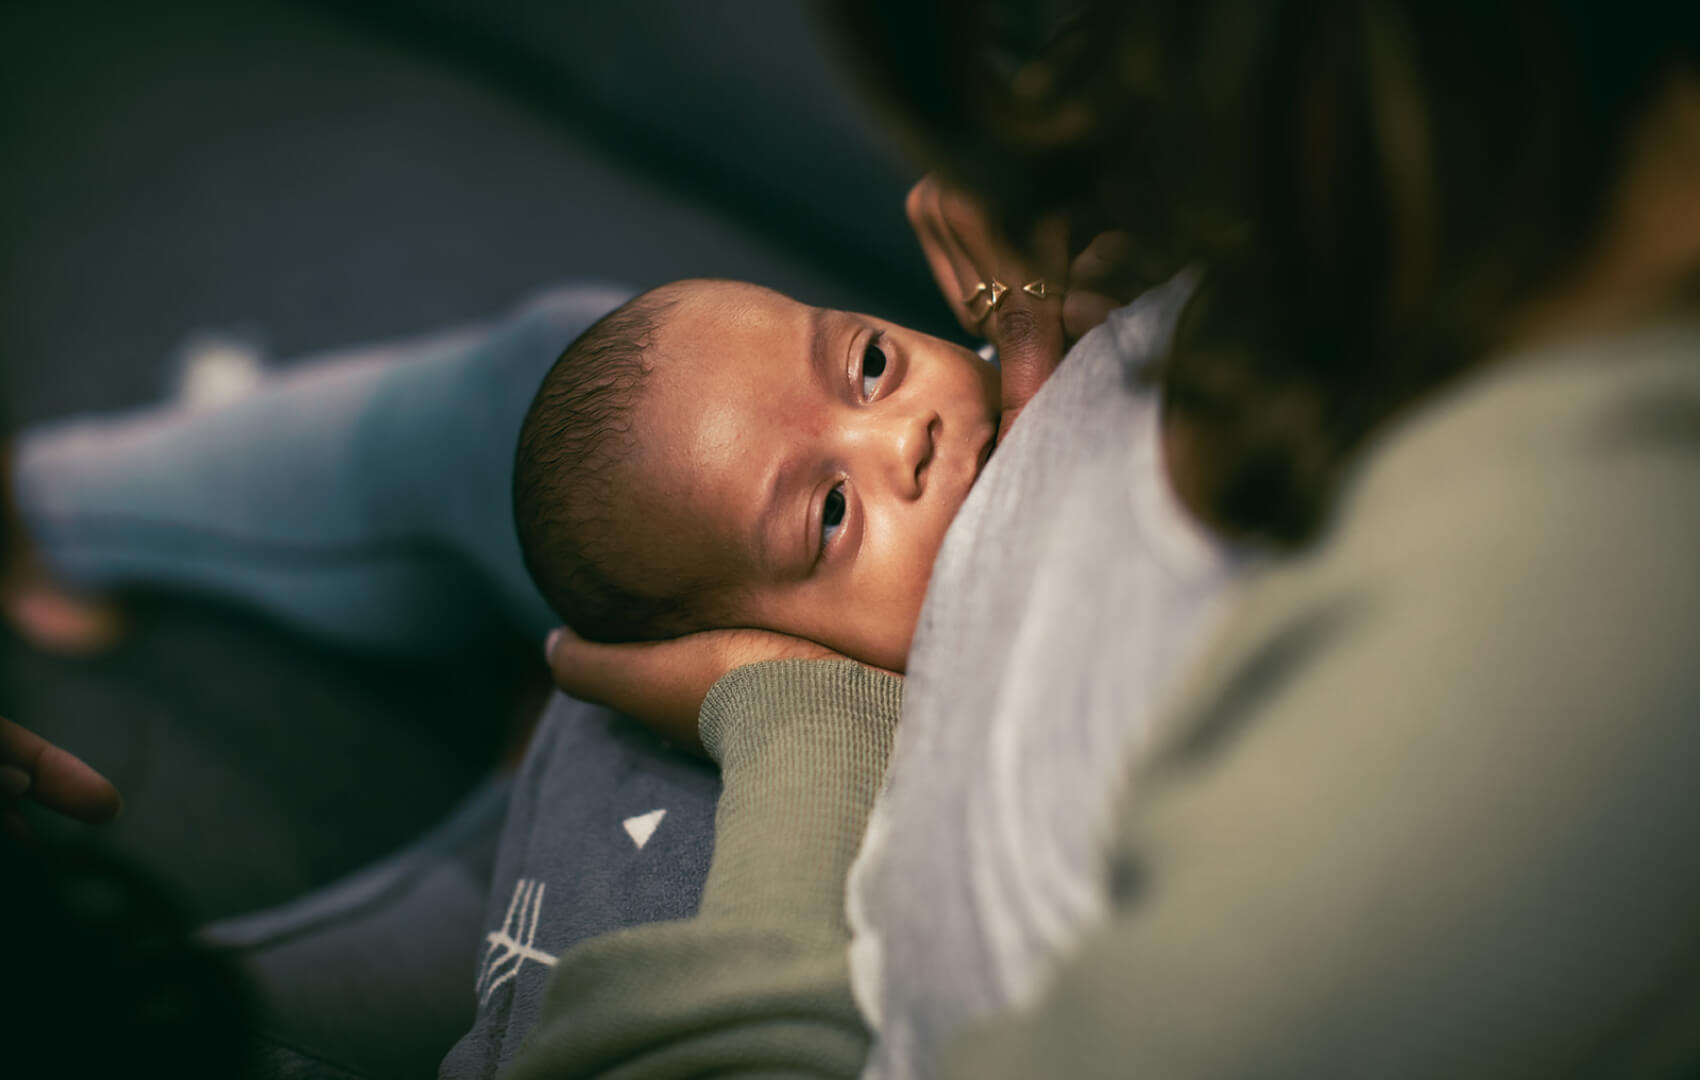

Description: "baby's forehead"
624 283 817 581
646 279 813 379
658 277 802 328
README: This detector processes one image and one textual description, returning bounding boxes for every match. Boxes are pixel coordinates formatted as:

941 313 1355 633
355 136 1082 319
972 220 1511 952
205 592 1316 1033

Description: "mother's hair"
833 0 1700 543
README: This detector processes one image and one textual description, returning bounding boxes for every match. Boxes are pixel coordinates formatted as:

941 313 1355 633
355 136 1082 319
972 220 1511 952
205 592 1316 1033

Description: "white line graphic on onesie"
477 878 559 1004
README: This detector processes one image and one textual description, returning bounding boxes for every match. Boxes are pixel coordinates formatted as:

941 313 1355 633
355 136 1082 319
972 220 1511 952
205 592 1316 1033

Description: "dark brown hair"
512 286 739 642
835 0 1700 544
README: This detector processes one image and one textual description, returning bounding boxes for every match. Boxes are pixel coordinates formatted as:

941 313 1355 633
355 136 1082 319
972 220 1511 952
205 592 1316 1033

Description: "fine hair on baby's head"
516 277 1000 670
513 283 743 643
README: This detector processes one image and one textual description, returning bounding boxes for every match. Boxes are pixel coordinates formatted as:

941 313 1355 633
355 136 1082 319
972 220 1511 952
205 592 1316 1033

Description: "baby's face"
634 280 1000 671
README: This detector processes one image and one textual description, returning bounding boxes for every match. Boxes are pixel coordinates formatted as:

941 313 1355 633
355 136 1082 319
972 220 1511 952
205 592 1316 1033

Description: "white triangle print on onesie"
622 809 667 850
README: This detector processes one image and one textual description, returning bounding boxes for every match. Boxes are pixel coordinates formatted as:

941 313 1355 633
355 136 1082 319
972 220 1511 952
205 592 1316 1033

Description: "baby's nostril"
916 417 941 491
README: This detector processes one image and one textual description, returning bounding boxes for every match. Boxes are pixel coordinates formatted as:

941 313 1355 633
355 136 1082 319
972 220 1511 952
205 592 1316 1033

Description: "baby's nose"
893 413 939 498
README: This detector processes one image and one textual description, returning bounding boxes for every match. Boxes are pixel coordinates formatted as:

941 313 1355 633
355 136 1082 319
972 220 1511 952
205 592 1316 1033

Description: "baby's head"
513 279 999 672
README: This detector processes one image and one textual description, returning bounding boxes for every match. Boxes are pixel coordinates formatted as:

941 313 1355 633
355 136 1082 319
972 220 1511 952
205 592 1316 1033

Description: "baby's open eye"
861 335 889 398
821 483 847 548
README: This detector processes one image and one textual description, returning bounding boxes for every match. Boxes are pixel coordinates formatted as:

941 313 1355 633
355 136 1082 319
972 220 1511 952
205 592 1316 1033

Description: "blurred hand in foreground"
1 715 121 836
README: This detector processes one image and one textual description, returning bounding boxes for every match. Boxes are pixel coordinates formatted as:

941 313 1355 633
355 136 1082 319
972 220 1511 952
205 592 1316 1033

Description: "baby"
513 278 1002 674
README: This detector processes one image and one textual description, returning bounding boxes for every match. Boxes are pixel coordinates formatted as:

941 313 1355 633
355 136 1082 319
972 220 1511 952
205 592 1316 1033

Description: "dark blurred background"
0 0 945 919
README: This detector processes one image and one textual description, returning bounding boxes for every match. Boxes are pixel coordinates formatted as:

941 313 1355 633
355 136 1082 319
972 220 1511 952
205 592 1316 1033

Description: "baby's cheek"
842 580 923 672
842 519 943 670
885 573 932 667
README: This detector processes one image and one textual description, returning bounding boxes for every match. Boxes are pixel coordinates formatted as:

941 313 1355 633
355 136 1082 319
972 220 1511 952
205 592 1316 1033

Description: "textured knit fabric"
848 273 1239 1079
440 694 720 1079
940 319 1700 1077
508 660 902 1079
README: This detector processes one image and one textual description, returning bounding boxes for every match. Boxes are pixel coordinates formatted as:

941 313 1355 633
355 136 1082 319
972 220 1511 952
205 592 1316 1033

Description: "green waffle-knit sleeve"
507 659 902 1080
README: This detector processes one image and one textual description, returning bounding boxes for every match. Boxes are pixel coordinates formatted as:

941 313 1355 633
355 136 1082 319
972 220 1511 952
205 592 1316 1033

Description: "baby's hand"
544 625 846 754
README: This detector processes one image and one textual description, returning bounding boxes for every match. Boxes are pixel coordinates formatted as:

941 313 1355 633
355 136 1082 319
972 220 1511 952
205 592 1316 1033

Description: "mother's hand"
545 626 849 756
908 175 1067 439
1 715 121 835
907 175 1149 438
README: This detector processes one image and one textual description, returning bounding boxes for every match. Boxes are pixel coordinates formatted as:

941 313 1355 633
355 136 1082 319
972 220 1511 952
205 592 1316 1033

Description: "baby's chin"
829 615 916 675
865 642 910 675
873 598 926 674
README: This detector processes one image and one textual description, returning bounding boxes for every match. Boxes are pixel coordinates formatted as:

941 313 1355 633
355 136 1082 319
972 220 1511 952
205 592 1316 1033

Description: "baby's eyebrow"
809 304 830 386
754 453 809 582
749 303 838 582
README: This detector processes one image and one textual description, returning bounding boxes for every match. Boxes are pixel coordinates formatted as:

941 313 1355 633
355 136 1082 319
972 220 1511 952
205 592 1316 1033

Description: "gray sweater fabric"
848 274 1239 1079
942 317 1700 1077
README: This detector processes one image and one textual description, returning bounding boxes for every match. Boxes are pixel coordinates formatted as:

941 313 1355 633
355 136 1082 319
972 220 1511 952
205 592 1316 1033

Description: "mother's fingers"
1062 230 1156 340
907 177 994 336
1062 291 1127 342
0 716 121 824
974 211 1069 429
906 174 1072 431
